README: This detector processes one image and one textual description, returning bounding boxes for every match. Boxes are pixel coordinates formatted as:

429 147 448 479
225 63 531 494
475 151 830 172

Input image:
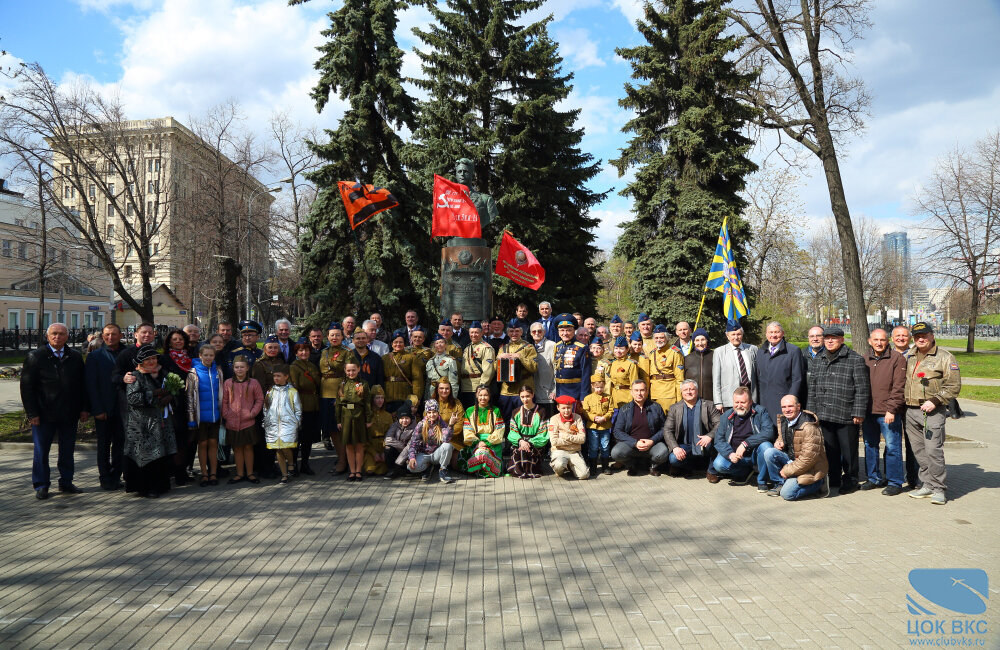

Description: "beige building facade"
50 116 273 325
0 181 113 332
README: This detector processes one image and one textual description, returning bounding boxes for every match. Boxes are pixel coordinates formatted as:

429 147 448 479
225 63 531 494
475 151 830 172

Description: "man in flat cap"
807 325 870 495
904 322 961 505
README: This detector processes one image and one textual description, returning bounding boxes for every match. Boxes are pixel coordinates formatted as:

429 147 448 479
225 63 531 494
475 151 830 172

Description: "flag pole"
693 289 709 331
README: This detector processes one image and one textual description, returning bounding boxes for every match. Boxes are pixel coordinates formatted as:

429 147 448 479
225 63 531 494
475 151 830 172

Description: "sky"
3 0 1000 253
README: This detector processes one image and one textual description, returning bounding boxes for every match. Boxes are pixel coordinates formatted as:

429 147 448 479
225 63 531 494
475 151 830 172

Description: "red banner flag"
431 175 481 238
495 230 545 290
338 181 398 230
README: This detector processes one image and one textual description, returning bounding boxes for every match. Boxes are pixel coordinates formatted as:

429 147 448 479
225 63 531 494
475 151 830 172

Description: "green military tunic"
382 350 424 404
337 379 372 446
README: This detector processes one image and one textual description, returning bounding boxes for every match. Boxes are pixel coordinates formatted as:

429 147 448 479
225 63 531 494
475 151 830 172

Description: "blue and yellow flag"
704 216 749 321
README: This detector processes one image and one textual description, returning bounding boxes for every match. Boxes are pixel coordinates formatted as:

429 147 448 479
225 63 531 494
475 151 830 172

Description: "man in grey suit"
712 321 759 412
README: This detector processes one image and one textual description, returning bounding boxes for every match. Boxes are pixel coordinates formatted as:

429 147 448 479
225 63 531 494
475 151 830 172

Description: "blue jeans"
711 441 772 486
32 421 78 490
779 477 823 500
586 428 611 460
762 446 791 484
862 414 904 487
668 443 711 468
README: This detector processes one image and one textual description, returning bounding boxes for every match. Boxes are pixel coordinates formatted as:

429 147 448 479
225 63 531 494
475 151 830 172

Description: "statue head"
454 158 475 186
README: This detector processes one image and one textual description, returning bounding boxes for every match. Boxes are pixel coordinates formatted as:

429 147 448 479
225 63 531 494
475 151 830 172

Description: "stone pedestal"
441 238 492 322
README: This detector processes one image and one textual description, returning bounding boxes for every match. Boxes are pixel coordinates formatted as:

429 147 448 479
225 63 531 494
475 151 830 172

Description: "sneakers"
766 486 781 497
858 480 880 491
439 468 456 484
881 485 902 496
909 486 934 499
757 483 771 493
930 491 947 505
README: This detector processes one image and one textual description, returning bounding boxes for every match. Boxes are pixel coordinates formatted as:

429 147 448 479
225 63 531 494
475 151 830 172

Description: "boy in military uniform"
641 324 685 411
548 395 589 479
904 322 961 505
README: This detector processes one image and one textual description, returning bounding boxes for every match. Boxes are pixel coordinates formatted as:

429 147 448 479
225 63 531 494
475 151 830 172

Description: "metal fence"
0 328 92 352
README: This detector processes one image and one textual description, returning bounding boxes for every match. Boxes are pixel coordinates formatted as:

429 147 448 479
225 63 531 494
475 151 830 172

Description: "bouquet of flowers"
164 373 186 397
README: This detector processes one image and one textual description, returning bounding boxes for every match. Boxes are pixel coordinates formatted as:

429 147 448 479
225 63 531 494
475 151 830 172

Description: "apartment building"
50 116 274 323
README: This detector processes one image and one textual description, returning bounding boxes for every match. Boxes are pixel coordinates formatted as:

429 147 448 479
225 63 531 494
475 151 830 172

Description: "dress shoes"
58 484 83 494
35 487 49 500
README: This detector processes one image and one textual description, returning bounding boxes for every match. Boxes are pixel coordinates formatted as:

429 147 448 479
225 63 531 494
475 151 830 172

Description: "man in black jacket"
21 323 90 499
611 379 669 475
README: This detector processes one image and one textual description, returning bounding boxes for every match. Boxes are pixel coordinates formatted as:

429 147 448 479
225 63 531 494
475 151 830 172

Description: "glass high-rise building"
883 231 910 275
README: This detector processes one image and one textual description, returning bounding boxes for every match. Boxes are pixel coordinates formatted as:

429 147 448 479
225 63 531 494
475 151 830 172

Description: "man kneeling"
762 413 829 500
709 387 776 488
548 395 589 479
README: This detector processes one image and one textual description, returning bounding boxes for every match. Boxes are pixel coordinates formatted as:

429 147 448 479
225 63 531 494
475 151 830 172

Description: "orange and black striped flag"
337 181 399 230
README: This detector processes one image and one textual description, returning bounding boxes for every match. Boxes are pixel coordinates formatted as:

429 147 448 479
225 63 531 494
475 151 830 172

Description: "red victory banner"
338 181 398 230
431 174 481 238
495 230 545 290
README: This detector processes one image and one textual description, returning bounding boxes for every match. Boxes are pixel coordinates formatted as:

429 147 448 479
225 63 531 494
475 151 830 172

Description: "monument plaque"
441 241 492 322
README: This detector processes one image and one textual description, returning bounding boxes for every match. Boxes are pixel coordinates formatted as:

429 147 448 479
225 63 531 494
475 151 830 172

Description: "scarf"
169 348 192 373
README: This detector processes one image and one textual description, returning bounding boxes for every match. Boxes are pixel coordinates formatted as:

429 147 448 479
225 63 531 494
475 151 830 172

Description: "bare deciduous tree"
731 0 873 351
913 130 1000 353
0 62 170 323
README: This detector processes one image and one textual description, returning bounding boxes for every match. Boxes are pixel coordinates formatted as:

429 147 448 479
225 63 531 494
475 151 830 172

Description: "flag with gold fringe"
704 216 749 321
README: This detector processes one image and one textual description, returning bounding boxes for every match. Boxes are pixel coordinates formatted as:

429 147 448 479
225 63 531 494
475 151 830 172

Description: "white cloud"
554 28 604 70
612 0 643 27
590 207 631 251
69 0 337 148
74 0 157 12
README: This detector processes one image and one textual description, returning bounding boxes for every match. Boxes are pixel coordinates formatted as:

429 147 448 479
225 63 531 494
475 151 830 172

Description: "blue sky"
4 0 1000 252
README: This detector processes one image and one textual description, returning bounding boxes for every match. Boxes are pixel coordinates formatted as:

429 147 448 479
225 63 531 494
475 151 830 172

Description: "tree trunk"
217 257 241 326
816 129 870 354
967 285 979 353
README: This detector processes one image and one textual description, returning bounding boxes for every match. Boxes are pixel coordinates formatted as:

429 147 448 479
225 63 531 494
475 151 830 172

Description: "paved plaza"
1 404 998 649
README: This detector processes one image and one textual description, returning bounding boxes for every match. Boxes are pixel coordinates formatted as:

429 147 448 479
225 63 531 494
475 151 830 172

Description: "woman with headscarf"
683 327 714 405
123 344 178 498
460 386 505 478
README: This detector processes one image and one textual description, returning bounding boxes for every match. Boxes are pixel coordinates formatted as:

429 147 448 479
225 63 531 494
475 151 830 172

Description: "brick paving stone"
1 409 999 649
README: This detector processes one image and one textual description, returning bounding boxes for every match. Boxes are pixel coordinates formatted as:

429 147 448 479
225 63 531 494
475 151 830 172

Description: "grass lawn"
960 384 1000 404
950 352 1000 378
935 337 1000 351
0 411 96 443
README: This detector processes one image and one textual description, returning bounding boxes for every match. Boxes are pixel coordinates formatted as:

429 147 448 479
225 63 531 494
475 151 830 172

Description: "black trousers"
95 410 124 482
902 418 921 487
820 420 859 488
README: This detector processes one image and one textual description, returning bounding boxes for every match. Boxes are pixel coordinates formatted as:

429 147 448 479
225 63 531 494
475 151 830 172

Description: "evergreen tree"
612 0 757 340
407 1 603 316
295 0 437 330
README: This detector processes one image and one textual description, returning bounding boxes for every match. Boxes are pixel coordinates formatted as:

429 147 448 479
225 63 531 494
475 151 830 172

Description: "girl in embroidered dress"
461 387 505 478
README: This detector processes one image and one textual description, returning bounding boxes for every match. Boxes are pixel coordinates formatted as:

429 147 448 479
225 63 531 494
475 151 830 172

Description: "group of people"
21 302 961 505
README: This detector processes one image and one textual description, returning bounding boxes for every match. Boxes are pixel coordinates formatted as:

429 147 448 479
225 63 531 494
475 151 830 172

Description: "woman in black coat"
683 328 714 405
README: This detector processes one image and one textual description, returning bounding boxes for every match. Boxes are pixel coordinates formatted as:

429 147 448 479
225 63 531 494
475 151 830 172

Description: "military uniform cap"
554 395 577 405
725 320 742 332
653 324 668 334
327 321 343 331
911 322 934 335
610 315 623 324
614 336 628 348
555 313 577 328
468 320 482 330
264 334 280 344
629 331 642 342
239 320 262 334
507 318 523 330
637 312 651 323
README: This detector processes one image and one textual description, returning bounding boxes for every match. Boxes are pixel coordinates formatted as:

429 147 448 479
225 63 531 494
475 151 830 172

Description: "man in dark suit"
21 323 90 499
755 320 805 422
85 323 125 490
537 301 558 342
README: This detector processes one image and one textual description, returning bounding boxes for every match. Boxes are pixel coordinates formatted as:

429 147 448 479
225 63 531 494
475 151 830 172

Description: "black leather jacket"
20 346 89 424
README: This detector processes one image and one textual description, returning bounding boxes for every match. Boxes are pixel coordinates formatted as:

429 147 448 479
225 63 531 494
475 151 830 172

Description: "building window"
94 313 104 328
64 185 72 199
61 250 69 264
14 219 24 227
149 264 157 276
42 312 52 329
106 224 115 238
89 184 96 200
48 248 58 261
71 313 80 329
108 182 115 196
8 310 20 330
26 311 36 330
155 158 160 172
18 242 27 259
153 242 159 254
107 203 114 219
31 221 38 229
126 203 133 217
84 313 92 328
147 201 153 215
2 240 10 257
147 180 154 193
124 265 132 279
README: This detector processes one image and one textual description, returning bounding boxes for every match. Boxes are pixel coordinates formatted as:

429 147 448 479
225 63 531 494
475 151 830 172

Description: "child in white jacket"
263 365 301 484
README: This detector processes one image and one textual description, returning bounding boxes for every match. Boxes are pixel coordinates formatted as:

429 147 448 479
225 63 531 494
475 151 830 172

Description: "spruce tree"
295 0 436 330
407 1 603 316
612 0 757 340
